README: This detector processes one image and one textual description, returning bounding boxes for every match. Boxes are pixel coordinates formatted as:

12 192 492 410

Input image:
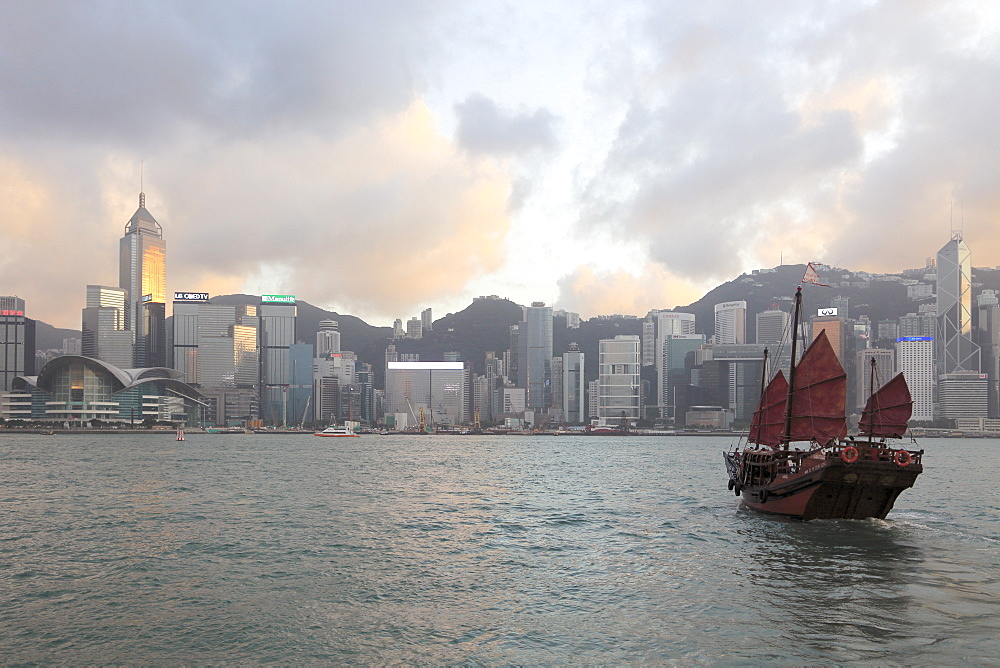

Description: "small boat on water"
723 278 923 521
315 425 359 438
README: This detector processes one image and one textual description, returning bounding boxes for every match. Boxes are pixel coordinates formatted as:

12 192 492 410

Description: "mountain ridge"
34 264 1000 378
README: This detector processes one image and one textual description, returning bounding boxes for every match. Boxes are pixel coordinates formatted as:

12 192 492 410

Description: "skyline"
3 1 1000 330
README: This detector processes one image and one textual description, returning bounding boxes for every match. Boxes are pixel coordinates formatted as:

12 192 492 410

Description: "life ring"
841 446 860 464
894 450 912 467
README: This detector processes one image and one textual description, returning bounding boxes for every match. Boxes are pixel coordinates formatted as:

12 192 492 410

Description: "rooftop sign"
261 294 296 304
897 336 933 342
174 292 210 302
818 308 838 316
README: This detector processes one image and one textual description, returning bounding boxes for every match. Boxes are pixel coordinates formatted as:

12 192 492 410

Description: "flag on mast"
802 262 830 287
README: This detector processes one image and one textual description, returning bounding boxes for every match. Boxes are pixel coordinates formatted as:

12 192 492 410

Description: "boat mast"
781 287 803 446
867 357 876 445
752 347 769 446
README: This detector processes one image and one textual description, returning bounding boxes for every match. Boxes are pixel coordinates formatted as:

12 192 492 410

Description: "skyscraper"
714 301 747 344
562 342 585 423
519 302 553 412
119 192 166 367
598 335 640 425
936 233 979 374
856 348 895 411
655 312 696 411
755 308 790 345
0 296 35 392
977 292 1000 418
316 320 341 357
81 285 133 368
895 336 934 421
259 295 297 424
170 295 260 425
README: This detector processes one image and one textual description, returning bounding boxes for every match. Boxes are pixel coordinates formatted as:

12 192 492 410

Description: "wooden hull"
724 445 923 521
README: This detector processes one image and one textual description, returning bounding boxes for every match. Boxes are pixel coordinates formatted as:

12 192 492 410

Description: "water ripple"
0 434 997 664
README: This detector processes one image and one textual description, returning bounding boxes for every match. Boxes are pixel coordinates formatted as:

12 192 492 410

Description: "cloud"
5 0 1000 332
454 93 558 156
577 1 1000 286
0 1 440 145
555 263 703 318
0 2 519 329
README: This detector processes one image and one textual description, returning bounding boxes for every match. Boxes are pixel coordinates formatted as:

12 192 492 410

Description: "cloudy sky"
3 0 1000 329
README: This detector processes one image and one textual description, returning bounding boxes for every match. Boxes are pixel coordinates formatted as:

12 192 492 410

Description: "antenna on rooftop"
139 160 145 209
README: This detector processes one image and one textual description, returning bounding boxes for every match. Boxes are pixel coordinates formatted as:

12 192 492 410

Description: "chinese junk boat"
723 286 923 521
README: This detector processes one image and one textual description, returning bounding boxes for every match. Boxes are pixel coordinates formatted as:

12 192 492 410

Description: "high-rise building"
711 343 766 425
170 296 259 426
641 318 657 366
977 294 1000 418
598 335 640 425
811 315 847 365
587 379 600 420
519 302 553 412
385 361 466 426
899 312 936 338
877 320 899 343
936 233 980 375
81 285 133 368
508 324 519 387
939 371 988 420
895 336 934 421
755 308 790 345
316 320 341 357
562 342 585 424
119 192 166 367
655 312 696 410
0 296 35 392
715 301 748 413
288 343 313 428
483 352 502 421
856 348 895 411
421 308 433 333
831 296 850 319
259 295 297 425
406 317 422 339
549 356 563 416
714 301 747 344
662 333 706 419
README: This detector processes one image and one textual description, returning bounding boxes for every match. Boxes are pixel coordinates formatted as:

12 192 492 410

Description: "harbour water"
1 434 997 664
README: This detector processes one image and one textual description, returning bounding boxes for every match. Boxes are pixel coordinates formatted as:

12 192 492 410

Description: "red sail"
748 370 788 446
788 329 847 444
859 372 913 439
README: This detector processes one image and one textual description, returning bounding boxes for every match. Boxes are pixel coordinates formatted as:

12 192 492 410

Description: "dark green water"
1 434 997 664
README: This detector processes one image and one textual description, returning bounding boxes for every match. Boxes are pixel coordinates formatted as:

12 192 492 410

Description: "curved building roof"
15 356 201 398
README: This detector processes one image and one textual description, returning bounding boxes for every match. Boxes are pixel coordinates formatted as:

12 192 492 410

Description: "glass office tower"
259 297 297 425
0 296 35 392
119 192 166 367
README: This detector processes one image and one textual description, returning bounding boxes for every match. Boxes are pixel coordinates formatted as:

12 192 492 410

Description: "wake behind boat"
315 425 359 438
723 276 923 521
